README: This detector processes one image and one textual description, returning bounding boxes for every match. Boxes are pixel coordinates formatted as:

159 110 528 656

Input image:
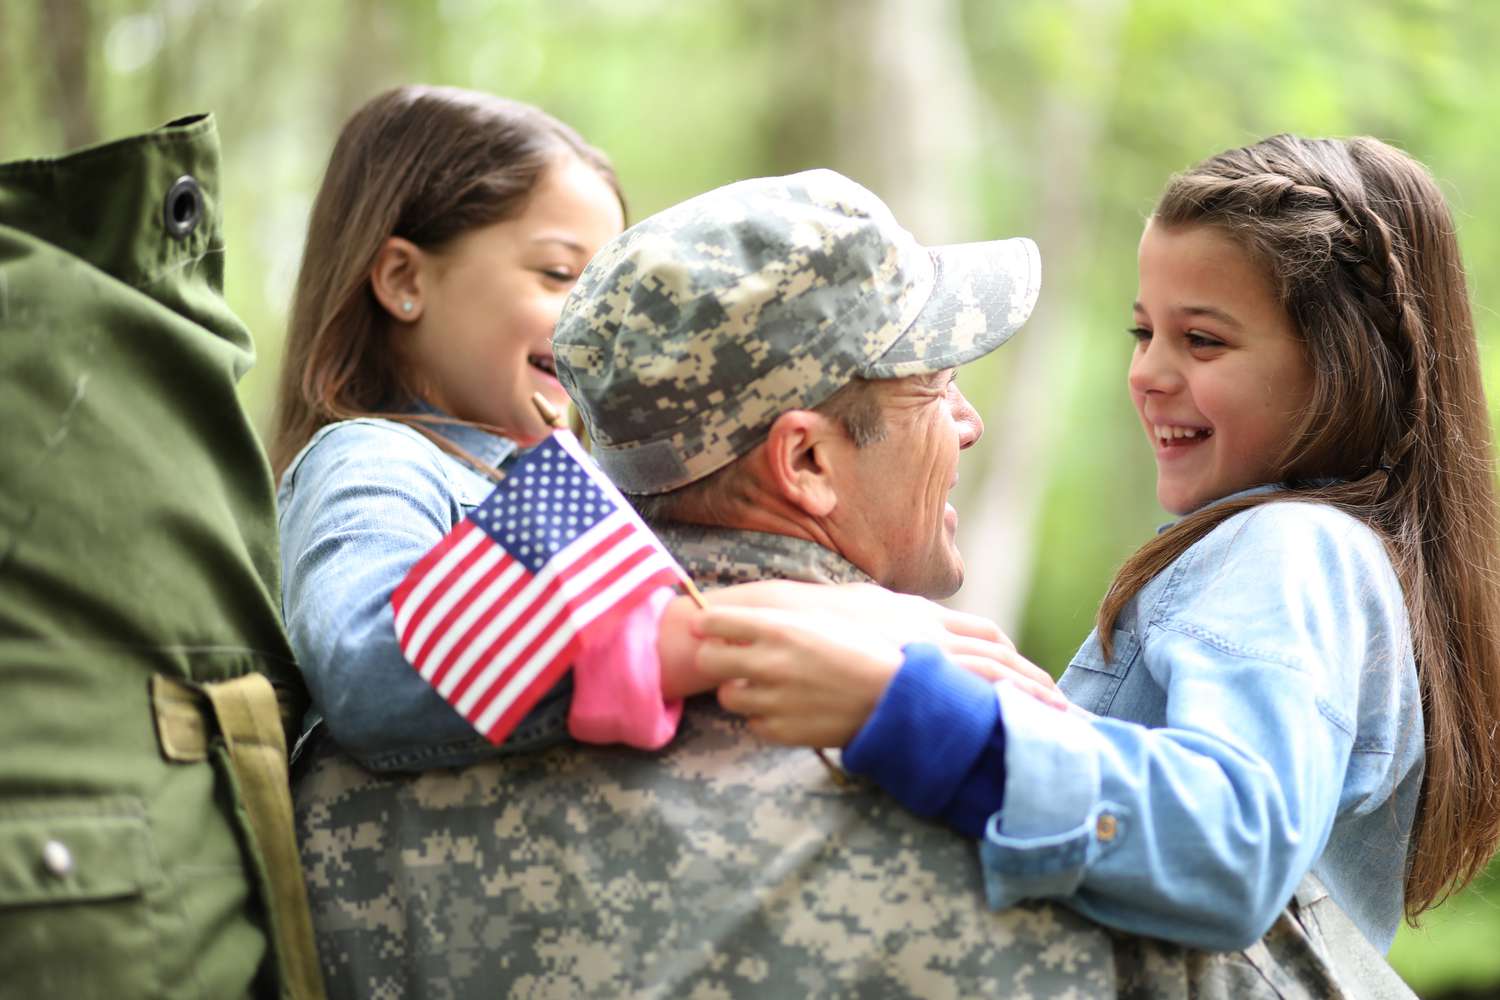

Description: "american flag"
390 428 689 744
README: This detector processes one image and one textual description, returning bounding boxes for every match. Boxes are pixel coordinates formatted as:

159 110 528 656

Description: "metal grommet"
163 175 203 240
1095 813 1118 843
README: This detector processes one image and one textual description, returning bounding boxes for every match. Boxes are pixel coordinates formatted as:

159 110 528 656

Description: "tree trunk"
951 0 1132 633
38 0 98 150
829 0 981 238
828 0 1131 635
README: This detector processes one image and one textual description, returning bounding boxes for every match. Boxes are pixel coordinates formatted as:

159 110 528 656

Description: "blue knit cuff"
843 642 1000 817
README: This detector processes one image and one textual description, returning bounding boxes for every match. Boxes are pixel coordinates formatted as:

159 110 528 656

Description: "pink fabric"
568 585 683 749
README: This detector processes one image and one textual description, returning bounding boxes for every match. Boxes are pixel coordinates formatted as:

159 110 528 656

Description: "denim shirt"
985 496 1424 952
278 417 572 771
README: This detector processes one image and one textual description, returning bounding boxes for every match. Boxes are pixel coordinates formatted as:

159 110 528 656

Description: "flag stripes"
389 429 688 744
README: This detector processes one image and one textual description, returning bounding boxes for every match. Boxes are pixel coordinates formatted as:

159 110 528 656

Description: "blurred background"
4 0 1497 994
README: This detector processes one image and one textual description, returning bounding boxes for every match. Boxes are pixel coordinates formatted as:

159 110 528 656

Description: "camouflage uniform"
295 524 1411 998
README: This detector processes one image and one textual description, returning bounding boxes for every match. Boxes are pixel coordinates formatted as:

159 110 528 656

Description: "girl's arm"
565 589 689 749
281 421 569 770
692 588 1062 746
570 580 1052 751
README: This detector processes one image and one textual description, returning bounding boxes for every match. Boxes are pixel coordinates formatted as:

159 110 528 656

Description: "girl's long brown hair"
1099 135 1500 919
269 85 622 480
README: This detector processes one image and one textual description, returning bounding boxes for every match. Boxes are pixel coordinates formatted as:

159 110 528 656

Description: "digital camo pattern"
552 169 1040 494
294 525 1412 999
650 522 878 590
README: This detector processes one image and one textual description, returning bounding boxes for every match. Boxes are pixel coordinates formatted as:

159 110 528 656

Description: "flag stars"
468 436 622 564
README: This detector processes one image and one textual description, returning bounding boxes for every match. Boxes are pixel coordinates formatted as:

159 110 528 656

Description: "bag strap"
152 673 325 1000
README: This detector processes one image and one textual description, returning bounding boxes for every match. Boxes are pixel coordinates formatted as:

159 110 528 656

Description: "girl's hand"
702 580 1066 708
694 600 1069 747
695 605 904 747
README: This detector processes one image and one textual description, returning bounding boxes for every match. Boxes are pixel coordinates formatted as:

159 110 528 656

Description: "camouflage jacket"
294 525 1413 999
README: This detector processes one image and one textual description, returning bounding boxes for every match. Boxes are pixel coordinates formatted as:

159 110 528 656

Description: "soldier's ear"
763 410 843 519
370 237 427 323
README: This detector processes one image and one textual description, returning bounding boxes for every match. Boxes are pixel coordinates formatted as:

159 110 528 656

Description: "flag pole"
531 392 848 786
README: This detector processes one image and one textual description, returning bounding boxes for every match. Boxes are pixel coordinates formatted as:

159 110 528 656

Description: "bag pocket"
0 795 163 999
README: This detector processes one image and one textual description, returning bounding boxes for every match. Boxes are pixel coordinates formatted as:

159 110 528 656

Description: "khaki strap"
152 674 326 1000
151 674 212 762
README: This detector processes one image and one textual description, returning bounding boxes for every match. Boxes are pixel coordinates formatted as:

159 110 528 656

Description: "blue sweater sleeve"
842 643 1007 837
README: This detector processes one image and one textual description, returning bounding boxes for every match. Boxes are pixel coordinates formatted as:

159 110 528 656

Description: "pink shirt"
567 586 682 749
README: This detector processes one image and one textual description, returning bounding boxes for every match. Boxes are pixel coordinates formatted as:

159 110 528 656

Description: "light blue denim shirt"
278 417 572 771
986 495 1424 953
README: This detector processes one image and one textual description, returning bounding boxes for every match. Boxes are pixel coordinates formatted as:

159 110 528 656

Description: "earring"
401 301 414 314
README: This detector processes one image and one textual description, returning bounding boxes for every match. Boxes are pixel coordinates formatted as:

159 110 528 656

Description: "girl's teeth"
1155 425 1207 441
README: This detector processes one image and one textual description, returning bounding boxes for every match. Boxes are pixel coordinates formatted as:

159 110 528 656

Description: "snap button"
1095 813 1118 842
163 175 203 240
42 839 74 878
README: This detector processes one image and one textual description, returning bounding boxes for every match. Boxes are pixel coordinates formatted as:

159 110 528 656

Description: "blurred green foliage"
4 1 1498 994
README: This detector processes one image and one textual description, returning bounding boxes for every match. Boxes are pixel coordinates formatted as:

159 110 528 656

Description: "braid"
1335 195 1431 475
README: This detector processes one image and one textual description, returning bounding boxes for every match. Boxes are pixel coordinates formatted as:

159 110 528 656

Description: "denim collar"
1156 477 1352 533
405 398 519 470
1157 483 1282 535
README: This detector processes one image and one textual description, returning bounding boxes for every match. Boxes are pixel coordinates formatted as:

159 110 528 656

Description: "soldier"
0 117 322 997
294 169 1414 997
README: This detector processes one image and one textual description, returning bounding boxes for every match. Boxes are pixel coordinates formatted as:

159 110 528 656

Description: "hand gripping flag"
390 428 690 745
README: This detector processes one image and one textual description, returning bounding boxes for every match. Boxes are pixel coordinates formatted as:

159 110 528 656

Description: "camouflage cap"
554 168 1041 494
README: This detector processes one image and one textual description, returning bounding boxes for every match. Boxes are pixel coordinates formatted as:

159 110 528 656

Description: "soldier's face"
834 371 983 598
402 155 624 443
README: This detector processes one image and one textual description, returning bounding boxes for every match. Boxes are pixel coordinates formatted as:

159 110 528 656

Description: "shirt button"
42 839 74 877
1095 814 1118 842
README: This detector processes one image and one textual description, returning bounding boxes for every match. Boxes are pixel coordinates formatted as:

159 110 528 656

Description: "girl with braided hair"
695 134 1500 953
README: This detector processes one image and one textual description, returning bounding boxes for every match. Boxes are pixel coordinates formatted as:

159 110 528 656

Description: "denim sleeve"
983 504 1389 951
278 422 569 771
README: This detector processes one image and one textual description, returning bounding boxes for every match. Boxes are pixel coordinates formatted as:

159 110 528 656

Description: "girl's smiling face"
400 154 624 443
1129 221 1315 515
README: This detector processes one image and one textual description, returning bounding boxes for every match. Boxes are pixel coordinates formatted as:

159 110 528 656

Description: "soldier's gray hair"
629 377 888 524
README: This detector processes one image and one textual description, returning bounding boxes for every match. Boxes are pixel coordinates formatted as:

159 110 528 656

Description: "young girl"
272 84 701 770
695 134 1500 954
272 85 1018 773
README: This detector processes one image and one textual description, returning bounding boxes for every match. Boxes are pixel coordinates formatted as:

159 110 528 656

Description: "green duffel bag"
0 113 322 1000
